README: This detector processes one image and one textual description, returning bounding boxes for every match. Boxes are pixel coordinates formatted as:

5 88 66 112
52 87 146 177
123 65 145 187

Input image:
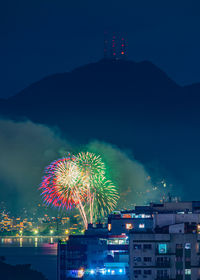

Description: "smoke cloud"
0 119 71 211
0 119 166 213
86 141 155 208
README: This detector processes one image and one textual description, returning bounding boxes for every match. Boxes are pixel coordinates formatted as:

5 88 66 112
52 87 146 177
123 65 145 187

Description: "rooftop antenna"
120 37 126 59
111 33 117 59
104 31 109 59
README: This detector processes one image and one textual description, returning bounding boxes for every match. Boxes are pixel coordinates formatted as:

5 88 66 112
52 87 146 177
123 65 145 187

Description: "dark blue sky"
1 0 200 97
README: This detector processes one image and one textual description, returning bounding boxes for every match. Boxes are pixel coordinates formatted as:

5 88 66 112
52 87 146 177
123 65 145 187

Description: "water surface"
0 237 58 280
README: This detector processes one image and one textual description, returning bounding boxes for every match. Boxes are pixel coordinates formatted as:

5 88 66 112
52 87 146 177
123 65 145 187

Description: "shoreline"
0 236 66 238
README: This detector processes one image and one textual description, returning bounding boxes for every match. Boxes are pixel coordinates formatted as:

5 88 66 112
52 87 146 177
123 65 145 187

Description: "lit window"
197 243 200 253
126 223 133 230
139 223 145 228
197 224 200 233
108 224 111 231
185 243 191 250
158 244 167 254
185 269 191 275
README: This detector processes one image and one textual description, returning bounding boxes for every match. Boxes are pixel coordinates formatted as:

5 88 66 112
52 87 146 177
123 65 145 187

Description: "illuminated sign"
158 244 167 254
122 214 132 218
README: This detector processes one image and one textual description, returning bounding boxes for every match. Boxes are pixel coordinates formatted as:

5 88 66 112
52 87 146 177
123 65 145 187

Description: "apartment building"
129 201 200 280
58 201 200 280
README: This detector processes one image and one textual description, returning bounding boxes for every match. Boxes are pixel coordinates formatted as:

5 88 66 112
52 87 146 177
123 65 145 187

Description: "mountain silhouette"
1 58 200 199
0 59 190 124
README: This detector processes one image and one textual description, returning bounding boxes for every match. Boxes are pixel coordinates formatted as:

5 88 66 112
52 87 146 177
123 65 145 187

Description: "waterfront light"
78 268 84 278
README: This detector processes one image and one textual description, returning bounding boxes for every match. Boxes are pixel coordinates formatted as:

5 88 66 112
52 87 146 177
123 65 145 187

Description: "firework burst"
92 178 119 220
75 151 105 182
40 152 119 228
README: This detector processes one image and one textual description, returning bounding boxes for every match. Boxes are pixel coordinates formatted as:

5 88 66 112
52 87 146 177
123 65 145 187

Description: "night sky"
1 0 200 97
1 0 200 210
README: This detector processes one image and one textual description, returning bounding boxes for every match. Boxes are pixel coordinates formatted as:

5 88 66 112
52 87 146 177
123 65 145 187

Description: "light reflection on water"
0 237 58 250
0 237 58 280
20 237 23 247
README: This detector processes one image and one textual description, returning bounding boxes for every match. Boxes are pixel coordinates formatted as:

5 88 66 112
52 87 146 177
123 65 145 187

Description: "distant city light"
78 268 84 278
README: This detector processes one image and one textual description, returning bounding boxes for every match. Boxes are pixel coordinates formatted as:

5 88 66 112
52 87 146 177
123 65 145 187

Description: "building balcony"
108 244 129 251
185 261 191 269
155 276 171 280
156 261 171 268
155 277 170 280
176 276 183 280
155 250 171 255
175 249 183 257
175 262 183 270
